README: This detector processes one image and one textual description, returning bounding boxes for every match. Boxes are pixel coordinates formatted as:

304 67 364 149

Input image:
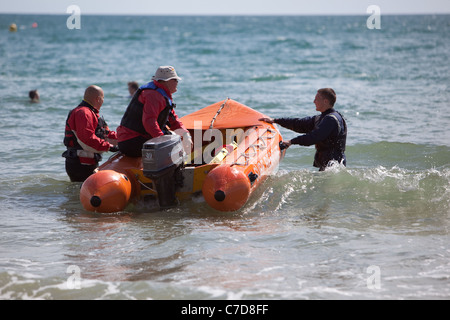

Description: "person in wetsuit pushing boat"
259 88 347 171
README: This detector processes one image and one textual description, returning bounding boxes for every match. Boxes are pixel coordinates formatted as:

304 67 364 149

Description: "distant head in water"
29 90 40 103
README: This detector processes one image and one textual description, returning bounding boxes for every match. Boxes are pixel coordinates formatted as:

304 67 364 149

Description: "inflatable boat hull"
79 99 285 212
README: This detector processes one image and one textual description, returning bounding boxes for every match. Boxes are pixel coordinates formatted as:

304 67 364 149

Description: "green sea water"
0 14 449 300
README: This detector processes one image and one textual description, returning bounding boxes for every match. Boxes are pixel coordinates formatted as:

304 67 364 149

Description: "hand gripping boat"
80 99 286 213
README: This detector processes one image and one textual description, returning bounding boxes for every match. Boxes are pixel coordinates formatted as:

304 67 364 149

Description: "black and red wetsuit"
62 100 117 182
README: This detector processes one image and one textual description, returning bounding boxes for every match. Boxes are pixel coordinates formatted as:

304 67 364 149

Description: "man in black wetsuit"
259 88 347 171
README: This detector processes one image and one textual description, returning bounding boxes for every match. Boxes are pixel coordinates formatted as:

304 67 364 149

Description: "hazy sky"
1 0 450 15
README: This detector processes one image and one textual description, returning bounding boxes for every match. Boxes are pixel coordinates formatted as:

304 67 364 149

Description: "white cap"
152 66 182 81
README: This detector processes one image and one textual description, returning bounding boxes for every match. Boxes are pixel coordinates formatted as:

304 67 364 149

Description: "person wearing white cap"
117 66 191 157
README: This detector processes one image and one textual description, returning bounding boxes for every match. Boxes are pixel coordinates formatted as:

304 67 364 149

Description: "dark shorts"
65 157 98 182
118 136 149 157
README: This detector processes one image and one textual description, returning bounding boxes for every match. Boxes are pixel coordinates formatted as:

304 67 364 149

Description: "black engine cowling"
142 135 184 209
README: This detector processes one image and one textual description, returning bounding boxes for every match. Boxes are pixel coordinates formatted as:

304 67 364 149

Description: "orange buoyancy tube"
202 123 284 212
80 170 132 213
202 164 251 212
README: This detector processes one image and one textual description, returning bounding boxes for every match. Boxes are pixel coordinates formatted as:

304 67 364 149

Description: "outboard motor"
142 135 184 209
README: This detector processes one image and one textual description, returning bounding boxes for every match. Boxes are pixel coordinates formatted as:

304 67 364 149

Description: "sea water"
0 14 449 300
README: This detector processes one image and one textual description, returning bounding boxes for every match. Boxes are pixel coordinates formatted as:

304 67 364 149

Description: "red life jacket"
63 101 110 165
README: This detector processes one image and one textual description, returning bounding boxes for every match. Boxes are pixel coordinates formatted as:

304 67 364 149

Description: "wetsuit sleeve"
274 116 315 134
290 115 337 146
140 90 166 138
72 109 111 152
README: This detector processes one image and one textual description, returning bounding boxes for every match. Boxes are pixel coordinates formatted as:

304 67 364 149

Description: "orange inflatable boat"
80 99 286 213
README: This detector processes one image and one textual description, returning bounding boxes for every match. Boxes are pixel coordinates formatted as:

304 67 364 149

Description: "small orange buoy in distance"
202 165 251 212
32 22 38 28
9 23 17 32
80 170 132 213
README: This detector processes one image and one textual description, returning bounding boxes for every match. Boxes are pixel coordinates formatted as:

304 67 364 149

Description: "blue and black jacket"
120 81 175 138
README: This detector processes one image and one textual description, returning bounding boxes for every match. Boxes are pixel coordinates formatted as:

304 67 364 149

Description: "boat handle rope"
253 127 277 151
250 127 277 151
136 176 157 193
232 145 257 166
247 126 277 151
231 127 275 166
209 98 229 129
